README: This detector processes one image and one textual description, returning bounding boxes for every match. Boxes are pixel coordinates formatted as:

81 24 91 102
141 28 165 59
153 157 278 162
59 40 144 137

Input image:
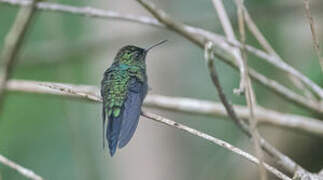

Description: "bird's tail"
107 110 123 156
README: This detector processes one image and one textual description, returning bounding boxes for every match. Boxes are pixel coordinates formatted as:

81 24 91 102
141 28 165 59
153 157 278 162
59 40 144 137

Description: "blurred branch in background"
0 154 43 180
1 0 322 114
19 37 110 66
5 79 323 138
0 0 40 111
303 0 323 72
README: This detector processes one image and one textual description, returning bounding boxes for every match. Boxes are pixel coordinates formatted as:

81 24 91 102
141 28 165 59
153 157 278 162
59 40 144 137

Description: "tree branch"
303 0 323 72
211 0 246 94
0 154 43 180
242 4 316 101
235 0 267 178
141 111 291 180
241 4 323 100
145 94 323 137
0 0 40 111
6 79 323 137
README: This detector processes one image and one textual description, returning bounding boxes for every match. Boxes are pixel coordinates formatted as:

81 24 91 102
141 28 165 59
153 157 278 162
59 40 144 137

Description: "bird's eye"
133 52 140 59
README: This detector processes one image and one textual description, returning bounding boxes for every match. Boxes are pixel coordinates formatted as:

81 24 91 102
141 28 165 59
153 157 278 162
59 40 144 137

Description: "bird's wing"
118 77 148 148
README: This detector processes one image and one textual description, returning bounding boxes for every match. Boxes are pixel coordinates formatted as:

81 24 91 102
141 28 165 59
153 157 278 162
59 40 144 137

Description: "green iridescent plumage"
100 41 167 156
101 63 145 119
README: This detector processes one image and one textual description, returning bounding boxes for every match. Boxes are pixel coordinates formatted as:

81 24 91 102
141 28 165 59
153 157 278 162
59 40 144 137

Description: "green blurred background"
0 0 322 179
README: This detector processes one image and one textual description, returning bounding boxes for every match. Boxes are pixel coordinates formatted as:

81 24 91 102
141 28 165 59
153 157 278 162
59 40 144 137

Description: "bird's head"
114 40 167 65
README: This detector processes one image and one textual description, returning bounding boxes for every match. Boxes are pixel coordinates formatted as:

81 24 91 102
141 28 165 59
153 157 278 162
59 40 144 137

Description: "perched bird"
101 40 167 156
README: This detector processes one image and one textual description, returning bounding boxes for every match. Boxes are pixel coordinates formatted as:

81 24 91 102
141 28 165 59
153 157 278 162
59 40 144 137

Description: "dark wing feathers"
118 78 147 148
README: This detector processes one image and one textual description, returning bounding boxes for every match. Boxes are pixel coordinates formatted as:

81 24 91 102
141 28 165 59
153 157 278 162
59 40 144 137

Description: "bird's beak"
145 40 167 52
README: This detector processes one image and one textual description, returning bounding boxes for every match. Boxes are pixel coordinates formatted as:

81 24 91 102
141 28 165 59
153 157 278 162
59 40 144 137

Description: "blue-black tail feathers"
107 110 123 156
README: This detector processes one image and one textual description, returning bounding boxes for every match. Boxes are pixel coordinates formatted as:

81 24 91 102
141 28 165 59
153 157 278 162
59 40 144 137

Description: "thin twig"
1 0 321 114
242 5 323 100
204 42 249 135
242 5 316 100
211 0 246 94
5 79 323 137
0 0 40 111
0 154 43 180
293 169 323 180
141 111 292 180
242 8 275 55
235 1 267 179
303 0 323 72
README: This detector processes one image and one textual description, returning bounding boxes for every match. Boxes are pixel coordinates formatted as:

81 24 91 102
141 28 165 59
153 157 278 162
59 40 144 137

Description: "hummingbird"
101 40 167 156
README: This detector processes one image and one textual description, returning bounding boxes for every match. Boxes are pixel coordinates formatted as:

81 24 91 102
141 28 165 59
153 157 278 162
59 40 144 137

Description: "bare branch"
303 0 323 72
145 95 323 137
0 154 43 180
242 5 317 100
242 8 275 55
241 5 323 100
320 169 323 176
0 0 40 110
141 111 291 180
204 42 250 134
1 0 321 113
211 0 246 94
0 0 165 28
293 170 323 180
6 79 323 137
235 1 267 179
